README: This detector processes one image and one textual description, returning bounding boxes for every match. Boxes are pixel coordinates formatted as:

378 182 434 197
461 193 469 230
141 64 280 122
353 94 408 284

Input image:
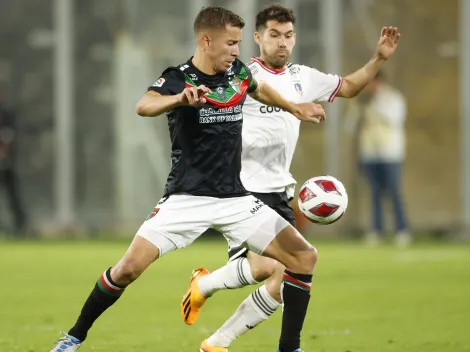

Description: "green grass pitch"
1 239 469 351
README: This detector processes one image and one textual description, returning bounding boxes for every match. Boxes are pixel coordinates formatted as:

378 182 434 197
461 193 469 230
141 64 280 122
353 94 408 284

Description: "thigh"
252 192 296 227
226 192 296 261
137 194 213 257
215 195 290 255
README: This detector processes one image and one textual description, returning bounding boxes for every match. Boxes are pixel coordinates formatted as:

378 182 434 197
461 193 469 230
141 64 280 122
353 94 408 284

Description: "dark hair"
194 6 245 33
255 4 296 31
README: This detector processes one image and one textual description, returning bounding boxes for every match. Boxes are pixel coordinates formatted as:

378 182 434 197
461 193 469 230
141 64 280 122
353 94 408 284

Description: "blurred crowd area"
0 0 462 238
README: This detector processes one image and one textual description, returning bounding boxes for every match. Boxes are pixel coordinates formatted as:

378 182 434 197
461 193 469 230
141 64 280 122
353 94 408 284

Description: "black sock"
68 268 125 341
279 270 313 352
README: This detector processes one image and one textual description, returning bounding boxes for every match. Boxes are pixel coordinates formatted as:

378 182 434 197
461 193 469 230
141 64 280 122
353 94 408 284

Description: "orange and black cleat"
181 268 210 325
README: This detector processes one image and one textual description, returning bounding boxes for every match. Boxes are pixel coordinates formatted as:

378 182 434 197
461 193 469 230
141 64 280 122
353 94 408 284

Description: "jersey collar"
251 57 286 75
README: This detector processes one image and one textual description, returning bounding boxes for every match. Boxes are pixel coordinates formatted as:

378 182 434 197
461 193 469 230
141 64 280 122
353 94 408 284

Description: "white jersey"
240 56 343 197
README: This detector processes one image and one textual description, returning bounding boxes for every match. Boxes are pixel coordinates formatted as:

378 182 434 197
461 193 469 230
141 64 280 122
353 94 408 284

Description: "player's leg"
50 194 211 351
203 222 315 352
50 234 164 352
204 259 284 349
215 196 316 352
201 197 296 348
196 246 276 298
185 193 293 327
260 224 317 352
67 235 161 341
196 193 288 300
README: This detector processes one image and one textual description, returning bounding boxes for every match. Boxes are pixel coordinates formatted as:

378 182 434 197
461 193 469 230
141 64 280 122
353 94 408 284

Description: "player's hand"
177 85 212 106
376 26 401 60
291 103 326 124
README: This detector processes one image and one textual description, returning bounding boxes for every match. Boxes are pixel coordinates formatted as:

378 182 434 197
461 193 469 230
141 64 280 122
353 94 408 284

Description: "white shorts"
136 193 290 257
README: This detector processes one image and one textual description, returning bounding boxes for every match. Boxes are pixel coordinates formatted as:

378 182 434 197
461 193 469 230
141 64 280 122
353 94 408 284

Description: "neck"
192 49 217 75
259 54 286 70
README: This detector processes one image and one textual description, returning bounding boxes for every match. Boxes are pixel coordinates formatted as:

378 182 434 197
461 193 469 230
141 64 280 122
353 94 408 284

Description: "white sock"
206 284 280 347
198 257 258 297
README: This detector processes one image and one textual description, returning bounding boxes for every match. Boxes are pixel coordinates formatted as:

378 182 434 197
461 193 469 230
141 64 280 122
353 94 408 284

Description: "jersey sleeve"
242 61 258 94
147 67 185 96
301 65 343 103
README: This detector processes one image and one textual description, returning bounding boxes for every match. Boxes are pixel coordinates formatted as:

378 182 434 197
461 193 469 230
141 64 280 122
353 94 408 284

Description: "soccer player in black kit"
49 6 326 352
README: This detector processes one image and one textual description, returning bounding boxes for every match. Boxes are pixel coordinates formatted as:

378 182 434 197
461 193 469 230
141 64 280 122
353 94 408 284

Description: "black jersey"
148 57 258 198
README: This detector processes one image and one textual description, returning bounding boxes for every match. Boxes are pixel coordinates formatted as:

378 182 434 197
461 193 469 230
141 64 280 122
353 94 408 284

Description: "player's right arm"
136 68 212 117
136 91 181 117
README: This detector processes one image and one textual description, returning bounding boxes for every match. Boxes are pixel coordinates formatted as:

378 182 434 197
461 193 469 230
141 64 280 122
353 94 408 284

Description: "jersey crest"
183 66 252 108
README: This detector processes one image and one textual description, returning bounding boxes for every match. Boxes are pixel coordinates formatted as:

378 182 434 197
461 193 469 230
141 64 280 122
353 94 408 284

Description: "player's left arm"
248 79 295 112
338 26 401 98
249 79 325 123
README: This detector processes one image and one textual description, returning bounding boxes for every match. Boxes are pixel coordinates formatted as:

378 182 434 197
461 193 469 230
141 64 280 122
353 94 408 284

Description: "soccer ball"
297 175 348 225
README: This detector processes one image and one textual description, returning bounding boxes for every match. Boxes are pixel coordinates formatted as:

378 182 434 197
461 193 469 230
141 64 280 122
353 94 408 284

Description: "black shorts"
227 191 296 261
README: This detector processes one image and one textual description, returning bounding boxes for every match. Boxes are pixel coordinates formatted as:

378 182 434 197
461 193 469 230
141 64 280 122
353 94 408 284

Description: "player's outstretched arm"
338 26 401 98
136 85 212 117
249 80 326 123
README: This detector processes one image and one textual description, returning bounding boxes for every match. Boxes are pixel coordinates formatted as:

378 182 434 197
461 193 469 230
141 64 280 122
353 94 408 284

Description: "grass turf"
1 239 469 351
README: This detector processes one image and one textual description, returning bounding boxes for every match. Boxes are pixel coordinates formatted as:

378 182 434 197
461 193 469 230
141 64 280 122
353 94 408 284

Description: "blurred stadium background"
0 1 469 351
0 0 468 238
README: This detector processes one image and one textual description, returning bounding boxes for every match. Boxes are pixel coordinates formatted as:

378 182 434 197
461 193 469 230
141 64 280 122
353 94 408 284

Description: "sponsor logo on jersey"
294 82 303 95
198 106 243 124
259 105 287 114
152 78 165 87
250 198 265 214
189 73 198 81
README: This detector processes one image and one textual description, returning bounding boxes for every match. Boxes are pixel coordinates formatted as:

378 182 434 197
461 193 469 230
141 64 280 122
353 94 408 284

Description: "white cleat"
50 332 82 352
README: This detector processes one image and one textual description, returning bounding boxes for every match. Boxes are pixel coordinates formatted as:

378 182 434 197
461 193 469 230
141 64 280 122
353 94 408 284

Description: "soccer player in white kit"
181 4 401 352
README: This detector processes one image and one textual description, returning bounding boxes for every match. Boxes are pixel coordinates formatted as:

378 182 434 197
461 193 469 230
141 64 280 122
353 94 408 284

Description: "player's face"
205 25 242 73
255 20 296 69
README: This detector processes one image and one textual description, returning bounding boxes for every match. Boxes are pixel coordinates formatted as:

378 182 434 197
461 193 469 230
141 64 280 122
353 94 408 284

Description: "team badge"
216 86 226 100
152 78 165 87
294 82 303 95
229 77 241 93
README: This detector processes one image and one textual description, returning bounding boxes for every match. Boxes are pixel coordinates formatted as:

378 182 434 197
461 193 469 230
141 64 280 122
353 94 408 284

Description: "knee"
293 245 318 273
250 257 278 282
112 259 145 285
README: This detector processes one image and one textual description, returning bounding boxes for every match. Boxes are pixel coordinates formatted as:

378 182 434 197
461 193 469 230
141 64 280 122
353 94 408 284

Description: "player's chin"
273 56 288 67
220 61 234 71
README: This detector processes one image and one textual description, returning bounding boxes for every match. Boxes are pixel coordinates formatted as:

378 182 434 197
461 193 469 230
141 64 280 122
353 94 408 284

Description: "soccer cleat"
276 349 303 352
181 267 210 325
199 339 228 352
50 332 82 352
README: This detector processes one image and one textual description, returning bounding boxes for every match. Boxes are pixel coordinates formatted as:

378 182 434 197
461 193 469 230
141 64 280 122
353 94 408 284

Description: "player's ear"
254 31 261 45
200 33 211 50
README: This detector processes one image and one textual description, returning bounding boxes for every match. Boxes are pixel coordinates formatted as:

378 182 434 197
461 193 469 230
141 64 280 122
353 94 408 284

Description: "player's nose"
231 45 240 57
